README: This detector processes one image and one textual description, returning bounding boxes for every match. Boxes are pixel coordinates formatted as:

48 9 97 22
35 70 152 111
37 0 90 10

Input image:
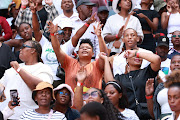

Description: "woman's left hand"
10 61 20 71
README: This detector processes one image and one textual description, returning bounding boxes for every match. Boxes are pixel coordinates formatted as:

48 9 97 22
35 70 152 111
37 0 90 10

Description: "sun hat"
32 82 55 104
54 84 74 106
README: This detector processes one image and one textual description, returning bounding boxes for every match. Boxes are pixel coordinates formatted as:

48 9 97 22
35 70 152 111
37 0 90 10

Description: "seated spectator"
113 28 151 76
145 55 180 120
97 6 109 30
164 70 180 120
168 31 180 59
20 82 66 119
104 81 139 119
110 49 160 119
134 0 159 53
53 84 80 120
0 25 16 79
103 0 143 55
0 40 53 119
74 68 123 120
0 84 19 120
80 102 108 120
15 0 59 38
49 21 108 91
161 0 180 48
0 16 12 41
156 36 171 82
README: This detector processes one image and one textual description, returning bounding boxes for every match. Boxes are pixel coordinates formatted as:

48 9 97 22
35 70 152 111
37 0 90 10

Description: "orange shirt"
62 55 103 92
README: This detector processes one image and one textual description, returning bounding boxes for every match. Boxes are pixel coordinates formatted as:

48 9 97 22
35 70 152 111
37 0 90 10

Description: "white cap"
58 19 74 29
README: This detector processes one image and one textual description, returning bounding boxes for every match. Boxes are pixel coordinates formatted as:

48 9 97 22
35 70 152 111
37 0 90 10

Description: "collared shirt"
15 4 59 33
167 48 180 59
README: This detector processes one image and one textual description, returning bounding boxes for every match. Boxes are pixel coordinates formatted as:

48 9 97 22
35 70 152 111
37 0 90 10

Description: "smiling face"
19 23 32 40
168 86 180 112
78 43 94 59
55 88 71 106
61 0 74 11
35 88 52 107
123 29 138 50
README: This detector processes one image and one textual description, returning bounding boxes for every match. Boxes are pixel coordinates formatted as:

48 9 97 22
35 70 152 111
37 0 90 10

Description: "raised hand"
21 0 29 6
145 78 154 96
45 0 53 6
29 0 38 14
99 52 108 60
93 22 103 37
10 61 20 71
167 4 172 13
8 97 20 109
117 25 124 39
47 21 58 34
76 66 87 83
86 12 96 25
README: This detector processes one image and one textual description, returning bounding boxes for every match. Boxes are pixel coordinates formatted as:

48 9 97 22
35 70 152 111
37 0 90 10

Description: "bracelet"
50 33 54 36
136 52 139 58
17 67 21 73
116 34 119 39
84 23 90 27
77 81 83 87
146 95 153 99
21 5 26 9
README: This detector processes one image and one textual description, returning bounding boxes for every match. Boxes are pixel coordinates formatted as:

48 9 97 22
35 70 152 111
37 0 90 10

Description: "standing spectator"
15 0 59 38
53 84 80 120
103 0 143 55
0 40 53 119
161 0 180 48
97 6 109 30
53 0 79 26
168 31 180 59
0 16 12 41
134 0 159 53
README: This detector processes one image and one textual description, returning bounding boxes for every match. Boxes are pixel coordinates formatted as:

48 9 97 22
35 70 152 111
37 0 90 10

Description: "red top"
0 16 12 41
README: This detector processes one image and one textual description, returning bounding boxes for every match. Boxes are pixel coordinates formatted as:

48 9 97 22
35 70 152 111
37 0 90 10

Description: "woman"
134 0 159 53
161 0 180 48
0 40 53 119
104 81 139 120
103 0 143 55
80 102 108 120
165 70 180 120
20 82 66 119
53 84 80 120
74 68 123 120
145 54 180 120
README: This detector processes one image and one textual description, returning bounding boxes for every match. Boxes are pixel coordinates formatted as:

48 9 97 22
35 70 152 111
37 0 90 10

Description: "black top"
0 111 3 120
37 7 48 30
0 43 16 78
115 65 158 111
65 107 80 120
134 10 159 31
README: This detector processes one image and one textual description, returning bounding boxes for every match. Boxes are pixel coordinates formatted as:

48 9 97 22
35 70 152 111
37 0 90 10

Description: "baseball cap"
76 0 96 9
157 36 169 47
98 6 109 13
57 19 74 29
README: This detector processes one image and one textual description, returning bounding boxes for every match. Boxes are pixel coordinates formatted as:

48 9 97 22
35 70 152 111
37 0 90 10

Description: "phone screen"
10 89 19 106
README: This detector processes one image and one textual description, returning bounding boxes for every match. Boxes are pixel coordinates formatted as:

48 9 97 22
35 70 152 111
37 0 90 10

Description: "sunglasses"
172 35 180 38
20 44 34 49
58 91 70 96
83 91 99 100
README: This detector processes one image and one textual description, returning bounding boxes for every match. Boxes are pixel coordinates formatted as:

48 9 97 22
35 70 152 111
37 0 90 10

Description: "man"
73 0 100 59
168 31 180 59
97 6 109 30
156 36 171 81
53 0 79 25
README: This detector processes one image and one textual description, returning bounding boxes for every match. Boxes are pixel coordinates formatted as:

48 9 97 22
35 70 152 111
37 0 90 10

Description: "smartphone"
10 89 19 106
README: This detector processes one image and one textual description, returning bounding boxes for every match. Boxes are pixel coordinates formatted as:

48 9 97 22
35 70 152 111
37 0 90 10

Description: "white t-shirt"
0 62 53 119
39 35 75 80
103 14 143 53
113 48 151 76
157 88 172 114
168 112 180 120
121 108 139 120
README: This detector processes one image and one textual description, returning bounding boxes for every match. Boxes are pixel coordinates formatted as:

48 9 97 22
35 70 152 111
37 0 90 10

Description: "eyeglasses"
83 91 99 100
20 44 34 49
172 35 180 38
59 91 70 96
57 30 64 35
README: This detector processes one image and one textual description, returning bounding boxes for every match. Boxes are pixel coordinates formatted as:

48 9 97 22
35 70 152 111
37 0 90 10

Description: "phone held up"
10 89 19 106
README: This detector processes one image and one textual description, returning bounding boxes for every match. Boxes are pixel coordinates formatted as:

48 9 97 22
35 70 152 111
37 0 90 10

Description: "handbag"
129 75 152 119
56 63 65 80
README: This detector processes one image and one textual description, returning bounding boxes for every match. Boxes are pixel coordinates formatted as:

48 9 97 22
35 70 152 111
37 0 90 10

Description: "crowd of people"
0 0 180 120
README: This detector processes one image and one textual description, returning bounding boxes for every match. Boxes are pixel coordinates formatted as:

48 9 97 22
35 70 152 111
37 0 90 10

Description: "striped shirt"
20 109 67 120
